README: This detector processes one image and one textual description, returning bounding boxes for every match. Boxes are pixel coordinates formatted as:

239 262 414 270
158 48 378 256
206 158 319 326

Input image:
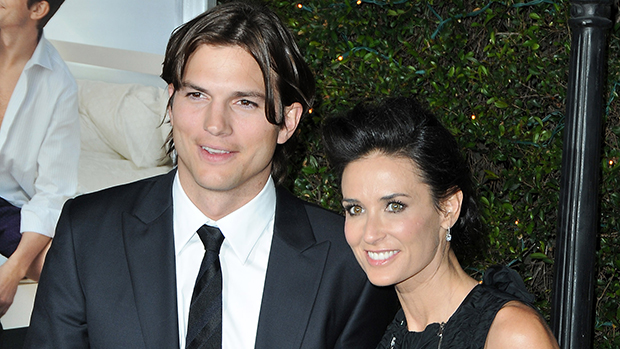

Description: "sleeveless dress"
376 265 537 349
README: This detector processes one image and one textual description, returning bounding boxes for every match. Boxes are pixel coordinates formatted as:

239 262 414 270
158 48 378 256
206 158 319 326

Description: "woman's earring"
446 227 452 242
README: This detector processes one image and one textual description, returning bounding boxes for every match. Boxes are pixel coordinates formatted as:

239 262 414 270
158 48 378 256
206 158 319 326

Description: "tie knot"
196 225 225 253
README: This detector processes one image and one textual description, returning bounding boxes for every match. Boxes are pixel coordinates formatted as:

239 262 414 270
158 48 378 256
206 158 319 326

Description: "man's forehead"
180 43 278 91
184 44 262 72
189 43 256 64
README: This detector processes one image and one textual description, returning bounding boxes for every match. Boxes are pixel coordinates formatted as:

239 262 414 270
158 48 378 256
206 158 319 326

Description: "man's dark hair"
161 1 316 185
28 0 65 30
322 97 486 265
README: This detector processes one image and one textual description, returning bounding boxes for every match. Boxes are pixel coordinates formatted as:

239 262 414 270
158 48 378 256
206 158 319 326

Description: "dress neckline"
404 284 482 334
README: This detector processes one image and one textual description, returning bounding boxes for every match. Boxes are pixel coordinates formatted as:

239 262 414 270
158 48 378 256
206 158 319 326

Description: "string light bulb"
297 3 303 9
308 108 313 114
471 114 476 120
337 55 344 61
357 0 362 4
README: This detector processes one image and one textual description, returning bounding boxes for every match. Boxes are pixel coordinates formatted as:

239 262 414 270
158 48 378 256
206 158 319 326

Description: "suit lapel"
254 187 330 348
122 170 180 348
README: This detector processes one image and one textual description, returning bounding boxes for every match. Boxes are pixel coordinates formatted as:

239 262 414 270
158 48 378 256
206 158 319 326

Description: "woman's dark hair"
161 1 315 185
322 97 485 263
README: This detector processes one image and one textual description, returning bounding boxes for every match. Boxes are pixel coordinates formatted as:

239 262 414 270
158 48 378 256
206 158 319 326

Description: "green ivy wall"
258 0 618 346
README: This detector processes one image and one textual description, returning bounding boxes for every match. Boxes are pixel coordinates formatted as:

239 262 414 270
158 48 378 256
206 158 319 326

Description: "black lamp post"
551 1 613 348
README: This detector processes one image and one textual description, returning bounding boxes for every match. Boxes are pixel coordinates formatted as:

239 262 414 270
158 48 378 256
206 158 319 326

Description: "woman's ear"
441 190 463 229
30 0 50 21
277 102 303 144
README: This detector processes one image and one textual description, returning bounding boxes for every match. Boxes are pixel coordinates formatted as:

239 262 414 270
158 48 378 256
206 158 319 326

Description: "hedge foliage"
260 0 618 346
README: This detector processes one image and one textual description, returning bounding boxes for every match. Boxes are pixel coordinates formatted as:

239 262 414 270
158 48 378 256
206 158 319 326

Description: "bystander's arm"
0 232 51 317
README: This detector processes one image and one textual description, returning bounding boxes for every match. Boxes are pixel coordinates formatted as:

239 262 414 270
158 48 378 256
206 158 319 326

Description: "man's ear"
441 190 463 229
277 102 303 144
167 84 175 126
30 0 50 21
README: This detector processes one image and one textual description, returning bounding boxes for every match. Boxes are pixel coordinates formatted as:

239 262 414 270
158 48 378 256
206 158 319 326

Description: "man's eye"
386 202 405 212
186 92 203 99
237 99 258 108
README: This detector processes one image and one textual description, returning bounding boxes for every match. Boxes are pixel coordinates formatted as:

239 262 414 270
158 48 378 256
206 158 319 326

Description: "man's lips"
201 145 231 155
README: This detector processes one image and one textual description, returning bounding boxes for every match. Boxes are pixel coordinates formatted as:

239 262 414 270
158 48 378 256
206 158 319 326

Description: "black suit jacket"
25 170 398 348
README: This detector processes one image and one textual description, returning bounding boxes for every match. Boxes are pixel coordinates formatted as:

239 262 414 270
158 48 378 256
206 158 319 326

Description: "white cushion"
77 79 171 168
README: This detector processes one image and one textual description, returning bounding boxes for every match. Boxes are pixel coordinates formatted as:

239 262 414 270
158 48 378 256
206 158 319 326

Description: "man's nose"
203 101 232 136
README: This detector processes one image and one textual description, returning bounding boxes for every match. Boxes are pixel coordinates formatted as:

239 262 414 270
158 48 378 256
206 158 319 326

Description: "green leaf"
494 100 509 108
484 170 500 180
480 196 490 206
530 253 554 264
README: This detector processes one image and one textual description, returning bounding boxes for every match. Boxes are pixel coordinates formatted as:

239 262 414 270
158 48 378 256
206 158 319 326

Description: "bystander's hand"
0 232 51 317
0 256 24 317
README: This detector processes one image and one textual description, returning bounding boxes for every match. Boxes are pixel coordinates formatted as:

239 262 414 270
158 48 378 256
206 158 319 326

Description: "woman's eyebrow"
380 193 410 201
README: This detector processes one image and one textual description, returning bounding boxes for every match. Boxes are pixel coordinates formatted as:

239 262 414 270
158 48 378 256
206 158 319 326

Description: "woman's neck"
395 251 478 332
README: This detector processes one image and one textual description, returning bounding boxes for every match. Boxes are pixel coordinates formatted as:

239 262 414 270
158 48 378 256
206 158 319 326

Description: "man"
25 2 397 348
0 0 78 323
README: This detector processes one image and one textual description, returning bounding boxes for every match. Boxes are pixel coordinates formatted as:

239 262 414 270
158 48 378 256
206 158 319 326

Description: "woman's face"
341 152 452 288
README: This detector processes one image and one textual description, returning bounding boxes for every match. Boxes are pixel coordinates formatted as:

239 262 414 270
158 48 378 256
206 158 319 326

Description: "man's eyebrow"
231 91 266 100
180 82 208 94
179 82 265 100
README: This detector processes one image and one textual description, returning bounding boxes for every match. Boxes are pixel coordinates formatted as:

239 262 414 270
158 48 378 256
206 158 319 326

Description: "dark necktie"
186 225 225 349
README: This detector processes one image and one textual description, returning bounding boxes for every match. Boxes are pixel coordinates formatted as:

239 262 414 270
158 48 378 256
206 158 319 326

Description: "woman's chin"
366 274 396 287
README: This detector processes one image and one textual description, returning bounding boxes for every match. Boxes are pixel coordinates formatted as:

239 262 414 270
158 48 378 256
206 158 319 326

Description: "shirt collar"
217 177 276 264
173 174 208 256
172 173 276 263
24 32 53 72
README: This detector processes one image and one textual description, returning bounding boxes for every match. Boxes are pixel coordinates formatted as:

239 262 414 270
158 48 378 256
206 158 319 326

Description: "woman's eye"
345 205 364 216
386 202 405 212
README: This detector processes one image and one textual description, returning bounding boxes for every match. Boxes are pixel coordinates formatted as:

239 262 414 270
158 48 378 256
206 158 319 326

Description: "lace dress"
376 265 536 349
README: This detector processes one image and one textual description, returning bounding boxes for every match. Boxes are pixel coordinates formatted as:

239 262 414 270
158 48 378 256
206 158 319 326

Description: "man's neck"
0 27 39 126
177 170 272 222
0 26 40 69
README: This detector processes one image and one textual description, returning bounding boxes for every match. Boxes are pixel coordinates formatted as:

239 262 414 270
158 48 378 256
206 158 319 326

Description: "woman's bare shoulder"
485 301 559 349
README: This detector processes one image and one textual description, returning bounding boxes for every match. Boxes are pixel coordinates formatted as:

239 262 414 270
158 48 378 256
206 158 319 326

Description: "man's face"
0 0 32 29
169 44 299 217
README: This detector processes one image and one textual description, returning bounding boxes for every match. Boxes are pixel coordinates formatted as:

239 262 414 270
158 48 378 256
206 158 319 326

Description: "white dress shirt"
0 33 80 238
173 174 276 349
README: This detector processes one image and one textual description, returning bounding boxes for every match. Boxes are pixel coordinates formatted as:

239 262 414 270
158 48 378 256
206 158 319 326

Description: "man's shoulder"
302 200 344 226
71 171 173 211
275 188 347 247
275 187 344 225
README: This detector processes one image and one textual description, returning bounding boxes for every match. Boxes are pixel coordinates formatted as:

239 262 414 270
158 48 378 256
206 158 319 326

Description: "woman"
322 97 559 348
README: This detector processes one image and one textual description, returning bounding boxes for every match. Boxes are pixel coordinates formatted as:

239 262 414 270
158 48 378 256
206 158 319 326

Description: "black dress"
376 265 536 349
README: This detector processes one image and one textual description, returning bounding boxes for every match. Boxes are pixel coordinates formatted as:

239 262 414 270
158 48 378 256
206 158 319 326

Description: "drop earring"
446 227 452 242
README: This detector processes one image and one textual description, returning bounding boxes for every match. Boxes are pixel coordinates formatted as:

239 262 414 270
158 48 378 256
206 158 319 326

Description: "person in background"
25 2 397 348
0 0 78 324
322 97 559 348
